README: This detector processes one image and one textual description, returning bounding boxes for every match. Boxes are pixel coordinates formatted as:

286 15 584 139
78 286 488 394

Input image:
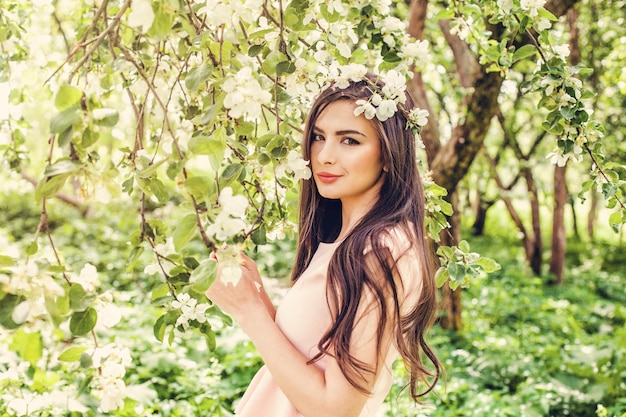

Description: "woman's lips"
316 172 340 184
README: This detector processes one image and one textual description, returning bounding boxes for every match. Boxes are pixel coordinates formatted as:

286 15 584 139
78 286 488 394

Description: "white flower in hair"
354 99 377 120
408 108 429 127
376 99 397 121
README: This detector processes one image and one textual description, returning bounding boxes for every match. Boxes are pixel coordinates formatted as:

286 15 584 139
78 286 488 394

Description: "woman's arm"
240 254 276 319
206 258 391 417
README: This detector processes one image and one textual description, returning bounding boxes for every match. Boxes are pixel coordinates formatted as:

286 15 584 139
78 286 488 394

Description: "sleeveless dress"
235 230 422 417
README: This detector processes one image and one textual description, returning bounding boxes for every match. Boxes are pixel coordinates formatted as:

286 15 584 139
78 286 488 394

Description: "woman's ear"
383 166 389 172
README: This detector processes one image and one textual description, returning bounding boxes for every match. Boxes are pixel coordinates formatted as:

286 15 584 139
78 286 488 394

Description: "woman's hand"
205 252 276 321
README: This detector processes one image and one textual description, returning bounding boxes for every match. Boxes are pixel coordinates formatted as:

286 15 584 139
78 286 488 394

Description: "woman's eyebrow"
312 126 367 137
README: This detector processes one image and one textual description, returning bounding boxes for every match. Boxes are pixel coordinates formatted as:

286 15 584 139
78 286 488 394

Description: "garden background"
0 0 625 416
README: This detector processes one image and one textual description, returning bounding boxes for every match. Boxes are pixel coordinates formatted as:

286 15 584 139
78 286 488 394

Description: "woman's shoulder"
370 223 416 256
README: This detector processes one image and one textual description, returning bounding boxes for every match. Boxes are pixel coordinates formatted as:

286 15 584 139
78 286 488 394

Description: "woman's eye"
342 137 359 145
313 134 324 141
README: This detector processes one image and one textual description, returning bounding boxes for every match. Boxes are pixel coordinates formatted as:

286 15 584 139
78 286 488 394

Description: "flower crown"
321 63 428 148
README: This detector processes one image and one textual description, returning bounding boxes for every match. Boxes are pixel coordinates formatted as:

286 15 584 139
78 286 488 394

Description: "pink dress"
235 231 422 417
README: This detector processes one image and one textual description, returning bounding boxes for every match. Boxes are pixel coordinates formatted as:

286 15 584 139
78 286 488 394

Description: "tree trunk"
587 189 598 240
471 190 494 236
549 165 568 283
549 7 579 283
525 168 543 275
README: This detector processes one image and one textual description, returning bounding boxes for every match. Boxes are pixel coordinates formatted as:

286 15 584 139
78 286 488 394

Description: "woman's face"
310 100 385 210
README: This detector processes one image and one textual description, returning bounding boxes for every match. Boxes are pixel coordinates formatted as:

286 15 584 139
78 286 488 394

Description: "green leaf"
10 328 43 366
189 258 217 293
80 352 93 369
35 174 71 200
262 51 288 75
69 283 96 311
276 61 296 76
257 152 271 165
0 254 15 268
81 127 99 147
252 225 267 245
512 44 537 63
126 245 145 273
153 314 168 342
55 84 82 111
135 158 167 179
222 163 243 180
148 1 174 40
458 240 471 253
45 293 70 327
149 178 169 204
185 63 213 92
69 307 97 336
248 44 265 57
25 241 39 256
188 134 227 165
475 257 501 273
0 293 23 329
434 267 449 288
50 107 81 134
151 283 171 302
608 211 623 227
92 108 119 127
153 311 178 342
44 159 81 177
58 346 89 362
183 175 214 200
173 213 198 251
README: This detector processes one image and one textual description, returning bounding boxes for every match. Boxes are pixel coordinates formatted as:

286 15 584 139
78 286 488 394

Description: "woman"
206 72 441 417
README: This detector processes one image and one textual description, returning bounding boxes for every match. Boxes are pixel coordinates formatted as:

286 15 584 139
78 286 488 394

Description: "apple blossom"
127 0 154 34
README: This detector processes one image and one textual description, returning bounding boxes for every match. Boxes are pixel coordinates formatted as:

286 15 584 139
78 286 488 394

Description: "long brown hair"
290 73 441 401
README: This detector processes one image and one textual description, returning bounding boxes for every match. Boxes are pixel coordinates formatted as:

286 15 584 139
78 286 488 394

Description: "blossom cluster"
222 66 272 120
206 187 249 241
90 343 133 412
171 292 210 330
275 149 312 183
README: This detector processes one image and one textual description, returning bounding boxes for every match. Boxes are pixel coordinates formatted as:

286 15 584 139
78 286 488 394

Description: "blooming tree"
0 0 622 413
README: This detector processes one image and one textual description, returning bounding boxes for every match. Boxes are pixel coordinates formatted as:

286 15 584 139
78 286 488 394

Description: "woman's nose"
316 141 336 165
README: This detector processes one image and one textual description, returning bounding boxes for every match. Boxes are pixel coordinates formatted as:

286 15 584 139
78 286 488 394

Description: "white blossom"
220 263 243 285
278 150 312 182
328 21 358 59
222 67 272 120
520 0 546 17
546 148 571 167
399 39 431 64
207 213 247 241
354 99 377 120
449 16 473 41
376 99 398 121
537 18 552 31
97 302 122 328
98 378 126 412
409 108 430 127
206 187 249 241
496 0 513 14
73 263 100 292
381 70 407 102
11 301 30 324
171 293 209 330
218 187 248 218
554 44 571 61
127 0 154 33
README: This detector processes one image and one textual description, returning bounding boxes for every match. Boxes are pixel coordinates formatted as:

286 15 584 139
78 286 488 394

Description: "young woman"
206 72 441 417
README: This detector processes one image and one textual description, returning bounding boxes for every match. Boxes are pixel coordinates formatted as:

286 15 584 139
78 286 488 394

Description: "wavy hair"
290 73 441 401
